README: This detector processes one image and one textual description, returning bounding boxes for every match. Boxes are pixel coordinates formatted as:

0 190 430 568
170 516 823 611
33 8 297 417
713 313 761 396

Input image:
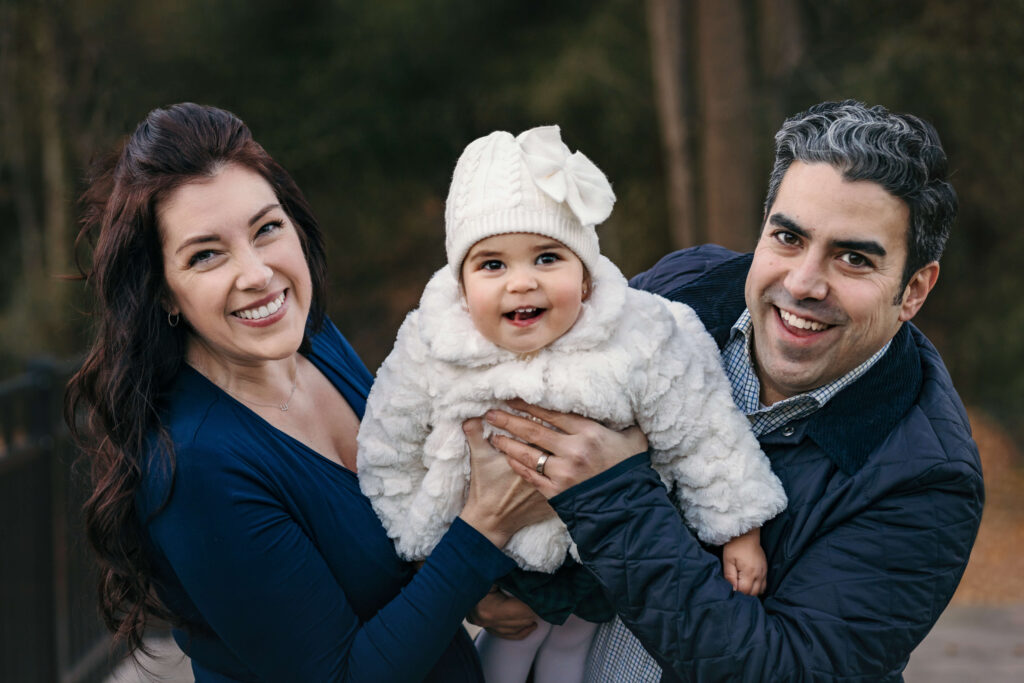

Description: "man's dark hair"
764 100 957 290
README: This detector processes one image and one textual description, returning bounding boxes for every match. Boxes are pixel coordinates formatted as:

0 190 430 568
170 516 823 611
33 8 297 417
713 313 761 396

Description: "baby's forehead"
466 232 573 254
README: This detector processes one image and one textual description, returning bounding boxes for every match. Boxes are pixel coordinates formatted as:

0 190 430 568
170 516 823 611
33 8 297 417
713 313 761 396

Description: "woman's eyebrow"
174 234 218 255
248 203 280 225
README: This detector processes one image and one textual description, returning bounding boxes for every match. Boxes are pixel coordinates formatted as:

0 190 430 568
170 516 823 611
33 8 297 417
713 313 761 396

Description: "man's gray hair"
764 100 957 289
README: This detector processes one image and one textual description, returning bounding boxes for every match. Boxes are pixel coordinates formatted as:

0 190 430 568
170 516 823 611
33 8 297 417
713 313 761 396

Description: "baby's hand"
722 528 767 596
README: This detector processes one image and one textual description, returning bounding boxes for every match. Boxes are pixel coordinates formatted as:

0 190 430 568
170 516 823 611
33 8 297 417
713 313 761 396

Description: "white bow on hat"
516 125 616 227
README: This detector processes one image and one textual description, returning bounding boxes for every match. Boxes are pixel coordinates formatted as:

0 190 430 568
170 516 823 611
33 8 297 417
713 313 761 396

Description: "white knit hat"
444 125 616 278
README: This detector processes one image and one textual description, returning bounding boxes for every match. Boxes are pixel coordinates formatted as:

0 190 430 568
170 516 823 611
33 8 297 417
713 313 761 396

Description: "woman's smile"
233 289 289 325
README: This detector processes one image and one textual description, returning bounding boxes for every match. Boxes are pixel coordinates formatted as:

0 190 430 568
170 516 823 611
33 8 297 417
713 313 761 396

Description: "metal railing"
0 358 114 683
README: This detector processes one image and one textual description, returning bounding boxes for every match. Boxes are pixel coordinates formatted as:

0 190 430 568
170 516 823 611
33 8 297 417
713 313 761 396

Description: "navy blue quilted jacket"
551 246 985 682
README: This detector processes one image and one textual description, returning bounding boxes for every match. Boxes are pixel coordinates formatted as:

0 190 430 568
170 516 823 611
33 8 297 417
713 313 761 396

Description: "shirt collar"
662 250 921 474
723 309 892 437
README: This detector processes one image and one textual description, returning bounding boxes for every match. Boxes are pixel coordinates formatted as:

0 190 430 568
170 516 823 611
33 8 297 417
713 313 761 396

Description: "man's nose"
784 256 828 301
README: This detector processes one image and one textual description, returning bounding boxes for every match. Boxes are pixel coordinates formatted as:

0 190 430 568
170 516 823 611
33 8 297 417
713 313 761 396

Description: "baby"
357 126 787 683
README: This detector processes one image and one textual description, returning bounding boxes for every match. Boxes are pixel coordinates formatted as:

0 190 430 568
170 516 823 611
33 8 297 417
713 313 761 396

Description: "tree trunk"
695 0 758 251
758 0 805 140
0 6 43 279
35 9 69 280
646 0 697 249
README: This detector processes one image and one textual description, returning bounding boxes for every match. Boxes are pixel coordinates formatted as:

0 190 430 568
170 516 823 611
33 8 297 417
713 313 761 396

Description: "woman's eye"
256 219 283 237
188 250 217 267
536 253 559 265
481 260 504 271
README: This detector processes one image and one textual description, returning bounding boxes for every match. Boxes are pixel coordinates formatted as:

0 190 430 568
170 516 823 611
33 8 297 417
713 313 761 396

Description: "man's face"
745 161 938 405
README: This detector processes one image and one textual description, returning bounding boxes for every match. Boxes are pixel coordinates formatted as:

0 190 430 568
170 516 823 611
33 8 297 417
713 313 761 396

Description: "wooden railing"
0 358 114 683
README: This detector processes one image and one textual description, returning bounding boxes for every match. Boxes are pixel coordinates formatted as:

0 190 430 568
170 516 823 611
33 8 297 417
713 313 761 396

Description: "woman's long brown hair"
65 103 326 654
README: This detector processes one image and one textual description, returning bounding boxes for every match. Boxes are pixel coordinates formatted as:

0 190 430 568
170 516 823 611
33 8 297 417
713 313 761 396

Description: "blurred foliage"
0 0 1021 443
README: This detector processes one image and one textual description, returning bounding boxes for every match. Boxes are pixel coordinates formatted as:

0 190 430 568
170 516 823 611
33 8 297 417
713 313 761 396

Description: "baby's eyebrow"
467 249 505 259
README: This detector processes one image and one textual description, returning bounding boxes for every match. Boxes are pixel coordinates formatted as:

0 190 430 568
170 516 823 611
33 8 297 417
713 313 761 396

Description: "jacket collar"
667 252 922 475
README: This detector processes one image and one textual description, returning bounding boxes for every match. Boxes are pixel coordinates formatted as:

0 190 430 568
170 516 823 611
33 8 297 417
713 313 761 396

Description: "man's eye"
536 253 559 265
774 230 800 246
481 260 504 271
840 252 872 268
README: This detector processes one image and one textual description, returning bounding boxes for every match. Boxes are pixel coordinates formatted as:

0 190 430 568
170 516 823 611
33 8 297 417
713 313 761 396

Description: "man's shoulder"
904 326 982 475
629 244 749 296
629 245 751 344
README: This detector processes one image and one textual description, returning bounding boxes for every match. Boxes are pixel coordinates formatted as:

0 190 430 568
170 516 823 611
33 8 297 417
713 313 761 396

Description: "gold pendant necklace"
221 366 299 412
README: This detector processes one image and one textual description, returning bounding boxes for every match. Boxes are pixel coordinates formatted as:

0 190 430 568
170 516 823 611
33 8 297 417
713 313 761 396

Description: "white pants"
475 614 598 683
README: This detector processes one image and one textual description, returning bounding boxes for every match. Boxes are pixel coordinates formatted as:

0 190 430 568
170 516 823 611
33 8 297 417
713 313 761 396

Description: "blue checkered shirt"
583 309 891 682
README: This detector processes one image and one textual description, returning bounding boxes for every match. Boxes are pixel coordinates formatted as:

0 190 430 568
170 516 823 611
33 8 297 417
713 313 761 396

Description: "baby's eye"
536 253 560 265
481 259 504 271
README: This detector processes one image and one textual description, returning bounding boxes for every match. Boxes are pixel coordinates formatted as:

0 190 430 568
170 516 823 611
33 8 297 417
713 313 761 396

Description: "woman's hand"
458 418 555 549
485 399 648 498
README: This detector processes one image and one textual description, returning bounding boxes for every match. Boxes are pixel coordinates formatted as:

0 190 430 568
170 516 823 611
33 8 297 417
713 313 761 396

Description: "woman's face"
159 163 313 372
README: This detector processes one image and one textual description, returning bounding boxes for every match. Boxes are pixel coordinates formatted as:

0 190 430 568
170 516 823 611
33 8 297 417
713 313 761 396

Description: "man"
474 100 985 681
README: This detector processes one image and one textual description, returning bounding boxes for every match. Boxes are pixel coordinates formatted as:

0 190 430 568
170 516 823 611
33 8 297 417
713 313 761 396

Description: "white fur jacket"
356 255 787 572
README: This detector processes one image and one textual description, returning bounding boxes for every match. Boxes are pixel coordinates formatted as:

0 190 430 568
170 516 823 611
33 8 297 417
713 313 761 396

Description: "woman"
65 103 552 682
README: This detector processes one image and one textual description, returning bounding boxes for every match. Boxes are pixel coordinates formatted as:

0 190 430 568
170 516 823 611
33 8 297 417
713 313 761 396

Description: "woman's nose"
236 250 273 290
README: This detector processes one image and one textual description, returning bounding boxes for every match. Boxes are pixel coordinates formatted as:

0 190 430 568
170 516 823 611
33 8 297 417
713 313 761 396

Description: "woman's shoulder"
145 370 282 484
308 316 374 394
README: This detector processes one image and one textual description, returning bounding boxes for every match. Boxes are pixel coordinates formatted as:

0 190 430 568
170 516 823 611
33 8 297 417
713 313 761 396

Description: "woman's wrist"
457 506 511 549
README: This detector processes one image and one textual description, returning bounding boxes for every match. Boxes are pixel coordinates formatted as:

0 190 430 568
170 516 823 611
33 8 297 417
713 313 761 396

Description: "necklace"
222 366 299 412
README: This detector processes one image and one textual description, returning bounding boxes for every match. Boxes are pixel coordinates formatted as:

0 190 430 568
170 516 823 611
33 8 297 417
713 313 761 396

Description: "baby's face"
460 233 587 354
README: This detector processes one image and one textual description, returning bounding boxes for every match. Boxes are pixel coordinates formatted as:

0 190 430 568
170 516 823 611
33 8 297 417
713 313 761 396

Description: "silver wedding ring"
535 453 549 475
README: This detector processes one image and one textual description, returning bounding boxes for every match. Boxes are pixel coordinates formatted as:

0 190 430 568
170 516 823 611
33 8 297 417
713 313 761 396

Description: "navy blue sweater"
553 246 985 681
138 319 515 682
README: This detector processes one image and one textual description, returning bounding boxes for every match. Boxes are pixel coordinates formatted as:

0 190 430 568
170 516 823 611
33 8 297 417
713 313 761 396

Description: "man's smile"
777 307 831 333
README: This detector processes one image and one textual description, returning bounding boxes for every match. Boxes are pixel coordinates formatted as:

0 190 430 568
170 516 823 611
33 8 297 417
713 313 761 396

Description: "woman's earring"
167 312 180 327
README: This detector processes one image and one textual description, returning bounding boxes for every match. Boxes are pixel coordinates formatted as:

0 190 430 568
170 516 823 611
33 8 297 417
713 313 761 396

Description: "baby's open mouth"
504 307 544 322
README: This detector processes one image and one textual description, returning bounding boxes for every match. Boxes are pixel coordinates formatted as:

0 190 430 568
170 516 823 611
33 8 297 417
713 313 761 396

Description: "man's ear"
898 261 940 322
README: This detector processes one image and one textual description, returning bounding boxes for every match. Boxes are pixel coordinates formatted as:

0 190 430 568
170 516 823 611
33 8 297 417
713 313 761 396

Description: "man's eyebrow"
832 239 887 257
769 213 887 257
768 213 808 237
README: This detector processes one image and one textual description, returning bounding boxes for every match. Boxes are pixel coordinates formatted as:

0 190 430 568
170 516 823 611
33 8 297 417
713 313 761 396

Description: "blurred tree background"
1 0 1021 449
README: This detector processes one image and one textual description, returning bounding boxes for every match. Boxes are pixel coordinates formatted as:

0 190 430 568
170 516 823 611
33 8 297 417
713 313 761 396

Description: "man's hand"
485 398 648 498
467 587 540 640
722 528 767 596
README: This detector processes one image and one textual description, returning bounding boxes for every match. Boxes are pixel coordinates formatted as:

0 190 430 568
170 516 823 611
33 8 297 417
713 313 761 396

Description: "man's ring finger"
535 453 549 475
